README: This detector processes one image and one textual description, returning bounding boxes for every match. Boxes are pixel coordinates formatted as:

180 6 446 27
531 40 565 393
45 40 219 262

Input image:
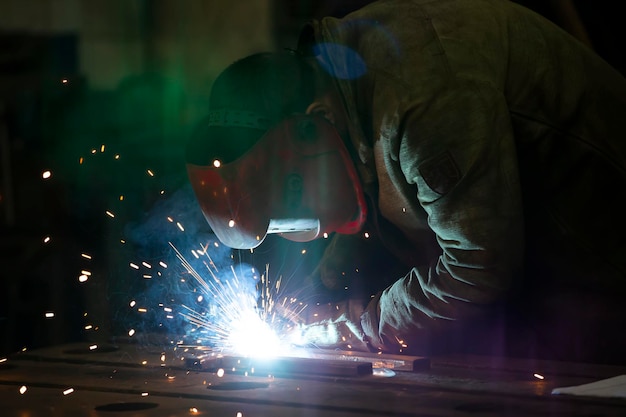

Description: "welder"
186 0 626 363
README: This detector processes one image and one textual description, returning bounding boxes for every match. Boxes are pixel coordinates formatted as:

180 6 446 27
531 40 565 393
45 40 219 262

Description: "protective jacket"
298 0 626 359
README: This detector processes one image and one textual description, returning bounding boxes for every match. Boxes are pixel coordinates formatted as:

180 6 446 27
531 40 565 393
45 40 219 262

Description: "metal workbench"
1 340 625 416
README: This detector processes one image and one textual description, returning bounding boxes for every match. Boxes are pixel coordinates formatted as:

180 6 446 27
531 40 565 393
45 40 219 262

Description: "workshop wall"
0 0 274 355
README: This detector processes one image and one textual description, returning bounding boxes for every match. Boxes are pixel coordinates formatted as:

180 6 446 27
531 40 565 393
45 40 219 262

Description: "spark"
19 386 27 394
0 358 7 363
45 312 54 318
100 144 105 153
63 388 74 395
141 392 149 396
190 407 199 414
170 243 305 357
105 210 115 218
81 253 92 259
364 232 370 238
147 169 154 177
43 236 51 243
216 368 225 377
534 373 545 380
213 159 221 168
42 170 51 179
61 78 68 84
177 222 185 231
128 329 135 336
89 344 98 351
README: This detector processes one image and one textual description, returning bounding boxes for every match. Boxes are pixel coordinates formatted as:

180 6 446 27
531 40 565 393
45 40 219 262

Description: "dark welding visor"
187 113 366 249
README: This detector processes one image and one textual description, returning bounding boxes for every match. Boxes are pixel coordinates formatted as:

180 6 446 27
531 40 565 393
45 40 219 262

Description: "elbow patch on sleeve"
418 150 461 195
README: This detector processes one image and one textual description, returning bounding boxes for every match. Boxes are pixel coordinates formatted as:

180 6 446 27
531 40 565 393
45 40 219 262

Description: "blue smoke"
121 183 259 345
313 19 402 81
313 43 368 80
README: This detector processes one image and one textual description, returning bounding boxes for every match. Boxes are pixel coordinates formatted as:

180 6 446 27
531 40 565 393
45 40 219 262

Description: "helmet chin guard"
187 115 367 249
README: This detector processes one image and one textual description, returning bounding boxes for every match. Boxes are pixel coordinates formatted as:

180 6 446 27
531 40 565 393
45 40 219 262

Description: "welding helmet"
186 110 367 249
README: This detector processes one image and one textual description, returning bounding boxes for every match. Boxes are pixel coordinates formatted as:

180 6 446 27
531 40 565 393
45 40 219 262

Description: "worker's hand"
289 299 373 352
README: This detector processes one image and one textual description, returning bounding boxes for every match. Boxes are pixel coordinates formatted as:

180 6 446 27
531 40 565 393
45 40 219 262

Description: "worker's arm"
361 77 524 352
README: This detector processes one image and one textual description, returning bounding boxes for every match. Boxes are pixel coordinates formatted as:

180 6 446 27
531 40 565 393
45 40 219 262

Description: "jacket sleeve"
362 76 525 352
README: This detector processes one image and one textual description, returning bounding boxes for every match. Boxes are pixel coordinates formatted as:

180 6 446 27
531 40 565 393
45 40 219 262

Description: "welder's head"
186 52 366 249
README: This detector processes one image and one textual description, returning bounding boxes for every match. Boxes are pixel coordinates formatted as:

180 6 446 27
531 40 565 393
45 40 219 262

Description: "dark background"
1 0 623 356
